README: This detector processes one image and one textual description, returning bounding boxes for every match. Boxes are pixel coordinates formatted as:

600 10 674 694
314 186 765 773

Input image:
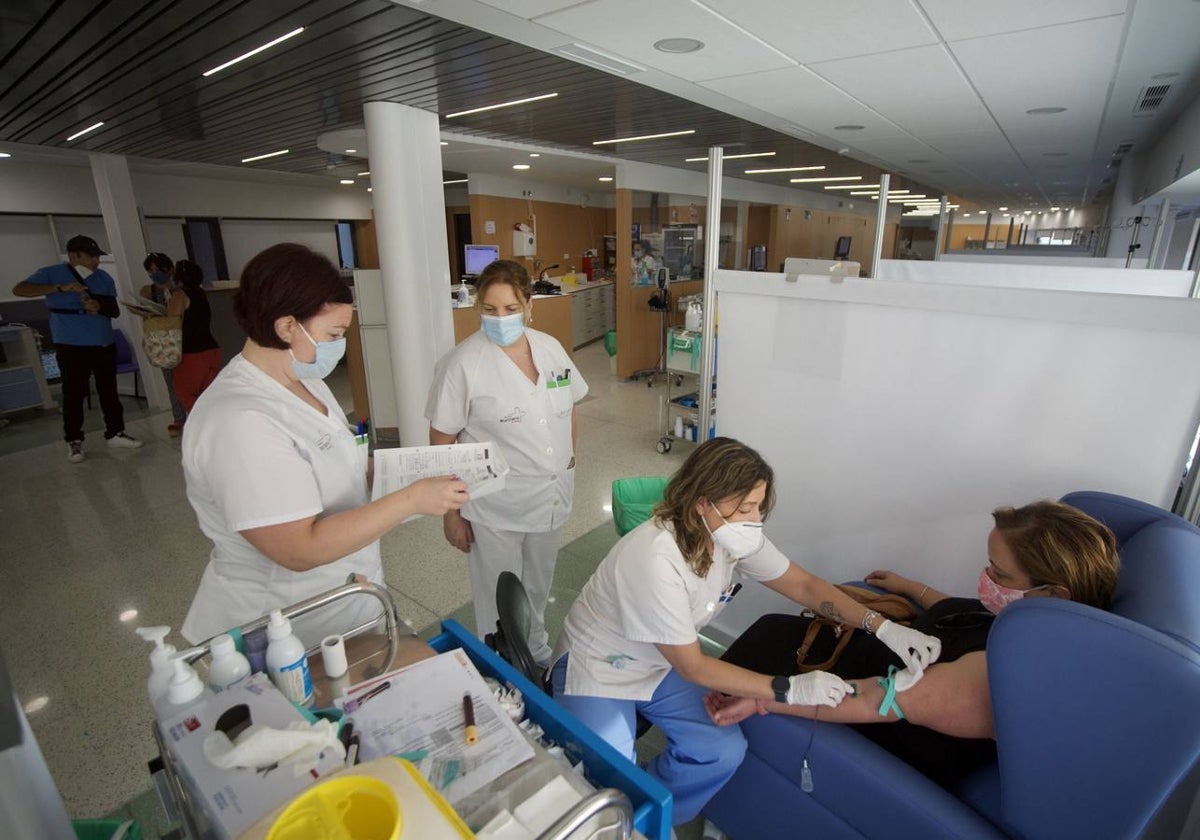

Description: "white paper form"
339 650 534 804
371 442 509 503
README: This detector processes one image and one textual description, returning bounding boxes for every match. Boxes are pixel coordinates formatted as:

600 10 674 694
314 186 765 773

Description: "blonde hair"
654 437 775 577
992 501 1120 610
476 259 531 306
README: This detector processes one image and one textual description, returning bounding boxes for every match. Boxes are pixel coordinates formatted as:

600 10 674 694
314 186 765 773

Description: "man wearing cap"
12 235 144 461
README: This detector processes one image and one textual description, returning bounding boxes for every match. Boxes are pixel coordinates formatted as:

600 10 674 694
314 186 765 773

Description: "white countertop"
546 278 614 295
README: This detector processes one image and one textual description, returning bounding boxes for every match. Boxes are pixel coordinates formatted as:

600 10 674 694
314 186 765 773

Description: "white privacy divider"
879 257 1190 296
707 270 1200 643
943 253 1150 270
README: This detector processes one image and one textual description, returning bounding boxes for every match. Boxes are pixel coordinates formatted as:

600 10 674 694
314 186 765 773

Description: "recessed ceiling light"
529 153 540 158
202 27 305 77
744 165 824 174
962 213 971 217
367 187 372 192
598 176 613 182
789 175 861 183
513 164 531 170
443 179 468 185
440 141 448 146
999 206 1008 211
1026 107 1067 115
0 152 10 158
241 148 289 163
825 183 879 190
357 171 370 176
654 37 705 53
1051 206 1061 211
834 124 864 131
593 129 695 145
66 121 104 141
340 179 355 185
446 92 558 119
685 151 776 162
345 149 357 154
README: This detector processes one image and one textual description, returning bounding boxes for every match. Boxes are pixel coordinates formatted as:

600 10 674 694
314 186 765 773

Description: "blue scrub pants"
550 655 746 825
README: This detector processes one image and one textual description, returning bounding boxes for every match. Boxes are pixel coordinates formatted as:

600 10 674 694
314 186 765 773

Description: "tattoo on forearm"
819 601 847 624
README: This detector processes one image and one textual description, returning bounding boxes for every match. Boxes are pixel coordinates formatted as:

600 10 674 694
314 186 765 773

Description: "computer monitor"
464 244 500 276
834 236 852 260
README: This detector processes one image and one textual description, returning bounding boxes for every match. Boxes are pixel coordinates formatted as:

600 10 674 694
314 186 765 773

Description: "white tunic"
181 355 380 647
555 519 790 701
425 328 588 532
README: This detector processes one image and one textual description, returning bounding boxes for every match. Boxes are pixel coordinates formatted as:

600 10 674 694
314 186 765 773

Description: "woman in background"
167 259 221 415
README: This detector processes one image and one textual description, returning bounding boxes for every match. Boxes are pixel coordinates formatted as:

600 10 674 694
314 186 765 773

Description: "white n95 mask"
708 507 765 559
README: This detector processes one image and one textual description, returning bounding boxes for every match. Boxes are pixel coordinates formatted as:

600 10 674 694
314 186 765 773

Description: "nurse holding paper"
181 244 468 646
427 259 588 667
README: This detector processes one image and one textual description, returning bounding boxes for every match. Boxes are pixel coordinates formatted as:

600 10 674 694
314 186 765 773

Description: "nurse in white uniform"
426 259 587 667
181 244 468 646
550 437 944 825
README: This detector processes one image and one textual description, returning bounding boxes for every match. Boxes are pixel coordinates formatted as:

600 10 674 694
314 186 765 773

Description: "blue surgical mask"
481 312 526 347
290 322 346 379
150 271 169 285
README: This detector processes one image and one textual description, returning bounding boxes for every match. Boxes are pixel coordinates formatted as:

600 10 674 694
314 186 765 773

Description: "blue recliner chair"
703 491 1200 839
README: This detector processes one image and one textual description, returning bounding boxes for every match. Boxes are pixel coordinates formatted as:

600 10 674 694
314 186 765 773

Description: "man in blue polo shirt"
12 235 143 462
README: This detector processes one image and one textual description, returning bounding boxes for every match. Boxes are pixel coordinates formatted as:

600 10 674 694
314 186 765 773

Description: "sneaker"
167 423 183 437
67 441 85 463
106 432 144 449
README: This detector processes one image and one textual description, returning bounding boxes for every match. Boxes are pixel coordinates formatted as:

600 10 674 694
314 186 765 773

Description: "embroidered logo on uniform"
499 406 526 424
604 654 636 670
316 433 333 451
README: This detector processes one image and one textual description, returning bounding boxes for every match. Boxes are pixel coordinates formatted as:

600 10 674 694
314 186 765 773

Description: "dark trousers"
56 343 124 442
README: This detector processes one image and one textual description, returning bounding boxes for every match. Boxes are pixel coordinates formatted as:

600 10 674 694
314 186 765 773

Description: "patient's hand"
705 692 764 726
864 569 911 594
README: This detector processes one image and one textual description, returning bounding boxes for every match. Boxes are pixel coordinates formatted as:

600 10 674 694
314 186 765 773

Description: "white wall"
144 219 187 259
880 258 1191 296
1138 86 1200 201
708 270 1200 643
221 219 341 282
466 173 614 208
1 216 59 298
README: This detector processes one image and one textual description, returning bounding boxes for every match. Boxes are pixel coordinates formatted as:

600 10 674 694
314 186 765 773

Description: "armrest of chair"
988 598 1200 840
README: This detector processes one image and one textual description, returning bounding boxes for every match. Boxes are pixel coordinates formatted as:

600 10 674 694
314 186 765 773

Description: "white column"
933 195 948 260
363 101 454 446
89 153 170 411
870 173 890 277
1146 199 1172 269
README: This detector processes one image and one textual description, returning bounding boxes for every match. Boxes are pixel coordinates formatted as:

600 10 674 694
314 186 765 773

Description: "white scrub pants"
468 522 561 666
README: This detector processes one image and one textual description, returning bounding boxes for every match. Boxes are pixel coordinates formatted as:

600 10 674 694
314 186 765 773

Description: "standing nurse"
181 244 468 646
426 260 587 667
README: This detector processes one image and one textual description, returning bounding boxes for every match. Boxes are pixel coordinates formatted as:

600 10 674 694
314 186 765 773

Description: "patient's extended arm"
705 651 994 740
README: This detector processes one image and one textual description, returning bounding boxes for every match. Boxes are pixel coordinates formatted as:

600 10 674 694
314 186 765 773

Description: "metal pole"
870 173 890 277
982 212 992 248
698 147 722 443
933 195 948 259
1146 199 1171 269
944 208 955 255
1006 218 1014 248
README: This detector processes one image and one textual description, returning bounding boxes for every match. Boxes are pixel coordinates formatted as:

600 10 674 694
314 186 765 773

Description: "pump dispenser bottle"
136 626 177 707
266 609 312 706
155 655 209 720
208 634 251 693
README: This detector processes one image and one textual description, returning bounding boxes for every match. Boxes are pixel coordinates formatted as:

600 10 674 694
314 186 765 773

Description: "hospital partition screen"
706 269 1200 644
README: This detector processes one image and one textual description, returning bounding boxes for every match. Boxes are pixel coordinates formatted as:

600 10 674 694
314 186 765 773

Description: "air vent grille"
1135 84 1171 113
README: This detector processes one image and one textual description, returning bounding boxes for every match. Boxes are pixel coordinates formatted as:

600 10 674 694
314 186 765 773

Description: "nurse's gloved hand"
787 671 854 707
876 620 942 673
406 475 469 516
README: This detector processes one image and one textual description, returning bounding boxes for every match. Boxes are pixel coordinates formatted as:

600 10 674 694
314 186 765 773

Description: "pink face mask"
977 568 1048 615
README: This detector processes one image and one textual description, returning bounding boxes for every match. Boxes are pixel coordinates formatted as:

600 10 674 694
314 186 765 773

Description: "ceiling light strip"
789 175 861 183
825 183 879 190
686 152 776 162
745 165 825 174
66 122 104 141
443 179 468 185
446 92 558 119
202 27 305 77
593 129 695 145
241 149 289 163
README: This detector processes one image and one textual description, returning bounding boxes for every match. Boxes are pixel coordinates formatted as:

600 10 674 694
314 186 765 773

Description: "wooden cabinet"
570 283 615 348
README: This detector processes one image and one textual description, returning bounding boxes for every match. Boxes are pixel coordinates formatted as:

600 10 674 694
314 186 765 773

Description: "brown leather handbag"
795 585 918 673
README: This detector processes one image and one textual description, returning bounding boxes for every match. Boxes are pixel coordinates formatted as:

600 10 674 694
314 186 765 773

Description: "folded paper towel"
203 719 344 776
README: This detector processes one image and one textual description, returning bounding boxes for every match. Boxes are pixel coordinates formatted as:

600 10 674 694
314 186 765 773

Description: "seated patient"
708 501 1120 787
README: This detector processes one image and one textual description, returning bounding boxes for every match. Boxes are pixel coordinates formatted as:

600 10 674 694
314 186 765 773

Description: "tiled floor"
1 340 694 829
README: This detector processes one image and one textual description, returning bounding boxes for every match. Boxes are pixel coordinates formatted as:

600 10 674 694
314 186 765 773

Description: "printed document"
371 442 508 503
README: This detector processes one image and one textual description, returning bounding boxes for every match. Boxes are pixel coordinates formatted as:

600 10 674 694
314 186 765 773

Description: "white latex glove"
876 620 942 673
786 671 855 707
893 667 923 692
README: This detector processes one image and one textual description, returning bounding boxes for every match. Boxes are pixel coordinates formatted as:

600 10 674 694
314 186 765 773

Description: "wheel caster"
656 437 672 454
646 379 653 388
674 375 683 387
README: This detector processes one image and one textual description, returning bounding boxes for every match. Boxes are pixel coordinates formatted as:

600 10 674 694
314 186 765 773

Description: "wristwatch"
771 675 789 704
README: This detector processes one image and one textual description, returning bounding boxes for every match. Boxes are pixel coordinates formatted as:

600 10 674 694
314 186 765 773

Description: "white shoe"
67 441 85 463
106 432 144 449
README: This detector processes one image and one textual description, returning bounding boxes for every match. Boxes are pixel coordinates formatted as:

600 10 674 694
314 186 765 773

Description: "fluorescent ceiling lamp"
512 164 530 170
529 153 540 157
593 129 695 145
598 176 613 182
202 27 305 77
999 206 1008 211
686 151 776 162
367 187 372 192
447 92 558 119
789 175 861 183
357 171 370 176
340 179 355 185
744 165 824 174
66 122 104 141
440 141 448 146
443 179 468 184
241 149 288 163
0 152 10 158
345 149 356 154
825 183 879 190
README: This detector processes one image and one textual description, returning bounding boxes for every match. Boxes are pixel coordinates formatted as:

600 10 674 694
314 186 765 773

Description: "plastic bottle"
136 625 177 707
208 633 251 693
155 655 209 720
674 415 684 439
266 609 313 706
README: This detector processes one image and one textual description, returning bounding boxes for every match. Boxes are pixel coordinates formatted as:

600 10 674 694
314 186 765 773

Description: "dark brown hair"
143 252 173 273
475 259 531 307
992 501 1120 610
654 437 776 577
233 244 352 350
174 259 203 290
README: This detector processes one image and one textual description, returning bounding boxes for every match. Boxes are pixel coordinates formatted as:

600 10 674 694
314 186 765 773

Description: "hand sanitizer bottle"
266 610 313 706
207 634 251 693
136 626 177 708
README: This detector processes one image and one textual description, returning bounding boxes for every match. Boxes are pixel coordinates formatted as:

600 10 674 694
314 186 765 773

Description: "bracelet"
917 585 930 604
861 609 882 634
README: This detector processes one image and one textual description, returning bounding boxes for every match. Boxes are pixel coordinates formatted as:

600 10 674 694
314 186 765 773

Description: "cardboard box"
158 673 344 840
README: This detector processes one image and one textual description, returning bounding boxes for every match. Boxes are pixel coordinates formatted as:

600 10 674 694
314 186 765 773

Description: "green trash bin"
72 819 142 840
604 329 617 357
611 476 670 536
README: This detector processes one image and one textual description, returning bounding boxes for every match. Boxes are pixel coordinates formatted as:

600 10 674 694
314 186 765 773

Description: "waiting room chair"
113 329 141 400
